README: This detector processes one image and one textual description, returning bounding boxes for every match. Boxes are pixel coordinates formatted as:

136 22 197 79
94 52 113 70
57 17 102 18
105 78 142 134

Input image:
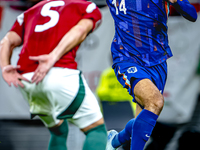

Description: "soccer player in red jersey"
0 0 107 150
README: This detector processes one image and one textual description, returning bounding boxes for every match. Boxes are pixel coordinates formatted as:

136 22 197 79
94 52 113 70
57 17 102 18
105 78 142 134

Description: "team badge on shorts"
127 66 137 73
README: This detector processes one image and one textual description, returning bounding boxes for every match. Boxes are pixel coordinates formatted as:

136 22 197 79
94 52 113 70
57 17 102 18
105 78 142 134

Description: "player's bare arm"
29 18 93 84
0 32 21 67
0 32 29 88
49 18 93 62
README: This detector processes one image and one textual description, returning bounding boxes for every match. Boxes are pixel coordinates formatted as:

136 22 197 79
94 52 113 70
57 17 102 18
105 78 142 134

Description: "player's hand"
29 54 56 84
1 65 29 88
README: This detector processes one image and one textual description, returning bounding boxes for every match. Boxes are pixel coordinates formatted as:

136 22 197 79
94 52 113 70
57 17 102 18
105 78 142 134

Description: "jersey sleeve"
171 0 197 22
10 13 24 41
77 2 102 31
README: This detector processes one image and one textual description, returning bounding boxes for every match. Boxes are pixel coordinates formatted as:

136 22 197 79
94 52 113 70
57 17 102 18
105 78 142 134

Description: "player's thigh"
134 78 164 115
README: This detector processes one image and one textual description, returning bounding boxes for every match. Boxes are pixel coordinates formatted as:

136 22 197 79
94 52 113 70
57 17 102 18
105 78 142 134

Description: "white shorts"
20 68 102 128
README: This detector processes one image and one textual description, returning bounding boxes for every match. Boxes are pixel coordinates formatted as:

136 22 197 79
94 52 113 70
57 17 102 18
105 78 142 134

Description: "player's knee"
154 96 164 110
145 93 164 115
150 95 164 114
81 118 104 132
48 120 68 137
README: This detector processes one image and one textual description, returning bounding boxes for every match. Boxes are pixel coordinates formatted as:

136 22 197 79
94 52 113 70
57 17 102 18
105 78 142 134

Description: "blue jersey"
107 0 197 67
107 0 172 67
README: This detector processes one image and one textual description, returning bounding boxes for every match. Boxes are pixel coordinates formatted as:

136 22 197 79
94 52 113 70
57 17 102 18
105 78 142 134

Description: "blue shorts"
113 61 167 103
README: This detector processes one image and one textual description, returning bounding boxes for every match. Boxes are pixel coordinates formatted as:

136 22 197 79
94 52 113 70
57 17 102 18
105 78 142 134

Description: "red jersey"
10 0 102 74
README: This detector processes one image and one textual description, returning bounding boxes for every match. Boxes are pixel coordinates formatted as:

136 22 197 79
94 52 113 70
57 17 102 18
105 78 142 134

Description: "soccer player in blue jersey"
105 0 197 150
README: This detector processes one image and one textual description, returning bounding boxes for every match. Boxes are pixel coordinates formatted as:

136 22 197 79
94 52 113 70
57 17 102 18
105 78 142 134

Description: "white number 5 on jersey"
35 1 65 32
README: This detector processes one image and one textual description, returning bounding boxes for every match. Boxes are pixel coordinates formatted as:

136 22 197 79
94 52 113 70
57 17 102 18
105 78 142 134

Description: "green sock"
83 124 107 150
48 120 68 150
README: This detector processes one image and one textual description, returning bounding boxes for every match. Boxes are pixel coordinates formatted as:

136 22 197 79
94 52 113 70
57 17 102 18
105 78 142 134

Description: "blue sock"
131 109 158 150
112 118 135 148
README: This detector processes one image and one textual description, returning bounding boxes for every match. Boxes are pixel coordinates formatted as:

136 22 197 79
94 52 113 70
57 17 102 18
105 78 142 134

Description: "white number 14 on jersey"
112 0 127 15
